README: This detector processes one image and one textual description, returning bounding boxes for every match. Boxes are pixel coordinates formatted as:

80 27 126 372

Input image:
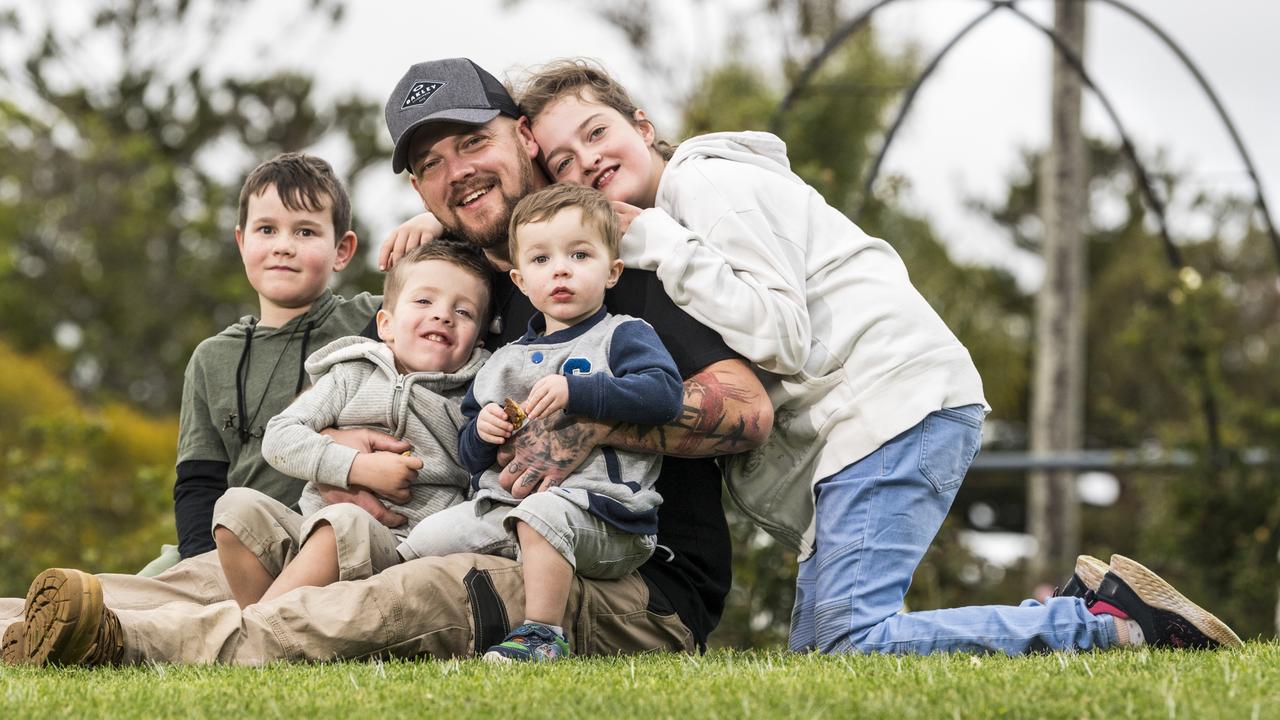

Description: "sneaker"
1052 555 1110 598
1 621 25 665
22 568 124 666
483 622 569 663
1088 554 1243 649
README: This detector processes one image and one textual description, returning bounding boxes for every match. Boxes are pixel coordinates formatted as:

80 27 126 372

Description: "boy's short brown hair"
507 183 620 264
237 152 352 241
383 240 493 319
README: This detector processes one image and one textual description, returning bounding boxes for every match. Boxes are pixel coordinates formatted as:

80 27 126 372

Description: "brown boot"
1 620 25 665
23 569 124 666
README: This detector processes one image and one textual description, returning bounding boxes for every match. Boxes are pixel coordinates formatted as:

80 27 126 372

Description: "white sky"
10 0 1279 287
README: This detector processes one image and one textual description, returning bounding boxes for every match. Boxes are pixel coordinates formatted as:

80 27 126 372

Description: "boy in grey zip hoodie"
212 242 491 608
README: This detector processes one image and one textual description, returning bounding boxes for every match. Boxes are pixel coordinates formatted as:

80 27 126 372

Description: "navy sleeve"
173 460 229 558
457 383 500 474
565 319 684 425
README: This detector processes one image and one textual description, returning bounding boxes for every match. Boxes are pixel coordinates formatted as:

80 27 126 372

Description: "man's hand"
497 413 610 499
314 484 407 528
524 375 568 420
477 403 514 444
321 427 411 455
379 211 444 270
348 451 421 504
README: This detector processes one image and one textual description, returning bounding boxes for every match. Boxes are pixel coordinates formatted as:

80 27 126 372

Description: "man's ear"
234 226 246 255
375 307 394 344
633 109 656 146
333 231 358 271
605 258 624 289
517 116 539 159
509 267 527 295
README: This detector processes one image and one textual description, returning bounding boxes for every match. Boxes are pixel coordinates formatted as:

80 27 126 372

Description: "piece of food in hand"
402 451 414 457
503 398 527 430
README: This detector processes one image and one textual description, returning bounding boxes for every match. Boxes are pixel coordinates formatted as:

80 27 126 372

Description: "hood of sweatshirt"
216 288 345 342
665 131 805 188
304 335 488 389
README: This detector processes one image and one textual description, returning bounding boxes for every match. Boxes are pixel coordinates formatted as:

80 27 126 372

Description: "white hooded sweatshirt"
622 131 988 558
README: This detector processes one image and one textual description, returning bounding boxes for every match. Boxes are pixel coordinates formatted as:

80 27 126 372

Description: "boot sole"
1 621 25 665
1110 554 1243 648
24 569 105 666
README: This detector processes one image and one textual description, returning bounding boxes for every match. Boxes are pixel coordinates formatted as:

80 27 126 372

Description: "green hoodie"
174 289 381 556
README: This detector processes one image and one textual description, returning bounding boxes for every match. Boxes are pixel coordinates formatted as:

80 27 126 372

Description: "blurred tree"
0 340 176 595
0 0 386 413
977 141 1280 638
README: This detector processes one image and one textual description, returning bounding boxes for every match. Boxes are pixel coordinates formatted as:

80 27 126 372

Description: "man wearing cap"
1 59 773 666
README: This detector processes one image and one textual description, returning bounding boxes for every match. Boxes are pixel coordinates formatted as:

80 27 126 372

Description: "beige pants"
0 550 230 631
213 487 402 581
1 549 694 665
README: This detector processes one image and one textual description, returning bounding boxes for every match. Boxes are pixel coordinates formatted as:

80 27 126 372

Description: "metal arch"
774 0 1279 269
770 0 908 133
858 2 1003 211
1091 0 1280 268
1000 1 1220 458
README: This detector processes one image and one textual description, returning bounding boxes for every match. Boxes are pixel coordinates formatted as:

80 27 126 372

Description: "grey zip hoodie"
262 335 489 537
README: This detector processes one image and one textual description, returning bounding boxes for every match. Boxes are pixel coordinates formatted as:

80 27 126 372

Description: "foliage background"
1 0 1276 645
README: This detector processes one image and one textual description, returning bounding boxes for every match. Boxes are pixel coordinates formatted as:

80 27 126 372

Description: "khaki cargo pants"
0 550 694 665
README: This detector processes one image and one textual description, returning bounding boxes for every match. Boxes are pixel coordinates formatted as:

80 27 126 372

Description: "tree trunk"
1029 0 1088 582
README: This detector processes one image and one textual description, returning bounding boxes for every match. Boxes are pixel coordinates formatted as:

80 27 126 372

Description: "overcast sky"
13 0 1279 287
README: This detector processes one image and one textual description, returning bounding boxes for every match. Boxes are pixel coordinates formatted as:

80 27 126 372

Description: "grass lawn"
3 642 1278 719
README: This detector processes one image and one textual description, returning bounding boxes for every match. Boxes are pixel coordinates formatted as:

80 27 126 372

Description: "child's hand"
347 451 422 504
524 375 569 420
477 403 514 444
379 211 444 271
610 201 643 234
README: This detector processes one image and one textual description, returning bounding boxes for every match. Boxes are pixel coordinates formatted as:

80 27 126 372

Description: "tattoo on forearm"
608 368 768 457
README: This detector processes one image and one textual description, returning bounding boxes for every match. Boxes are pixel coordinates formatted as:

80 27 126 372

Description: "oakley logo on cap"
402 81 445 109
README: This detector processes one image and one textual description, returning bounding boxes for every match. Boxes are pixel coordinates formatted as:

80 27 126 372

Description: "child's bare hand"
524 375 569 420
379 211 444 270
610 201 643 234
347 451 421 504
477 403 514 444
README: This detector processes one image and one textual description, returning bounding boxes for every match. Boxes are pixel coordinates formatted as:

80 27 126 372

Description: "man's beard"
447 155 536 263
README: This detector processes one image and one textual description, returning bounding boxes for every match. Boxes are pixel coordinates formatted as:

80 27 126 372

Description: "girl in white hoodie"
509 58 1240 655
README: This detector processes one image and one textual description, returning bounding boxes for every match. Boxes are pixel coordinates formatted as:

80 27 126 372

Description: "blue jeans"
788 405 1118 655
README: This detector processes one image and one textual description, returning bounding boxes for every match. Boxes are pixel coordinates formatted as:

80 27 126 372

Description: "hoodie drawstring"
234 319 257 443
232 315 307 443
295 321 314 395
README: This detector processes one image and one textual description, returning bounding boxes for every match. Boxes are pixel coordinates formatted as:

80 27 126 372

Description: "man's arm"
501 358 772 497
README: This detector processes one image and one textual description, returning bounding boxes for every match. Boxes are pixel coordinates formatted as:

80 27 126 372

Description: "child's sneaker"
1052 555 1109 598
1088 554 1243 649
483 622 569 663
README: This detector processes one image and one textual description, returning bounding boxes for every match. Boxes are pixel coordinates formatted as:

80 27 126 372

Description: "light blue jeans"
789 405 1118 655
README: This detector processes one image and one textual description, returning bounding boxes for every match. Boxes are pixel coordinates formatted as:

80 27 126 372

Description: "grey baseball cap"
385 58 521 174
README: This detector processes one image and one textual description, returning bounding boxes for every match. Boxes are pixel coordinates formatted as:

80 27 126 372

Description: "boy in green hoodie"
172 152 382 560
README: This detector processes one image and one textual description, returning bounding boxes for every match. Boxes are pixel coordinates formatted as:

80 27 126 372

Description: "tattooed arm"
501 358 772 498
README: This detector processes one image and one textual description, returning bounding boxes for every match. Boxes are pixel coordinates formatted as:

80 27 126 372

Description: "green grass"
3 643 1278 719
